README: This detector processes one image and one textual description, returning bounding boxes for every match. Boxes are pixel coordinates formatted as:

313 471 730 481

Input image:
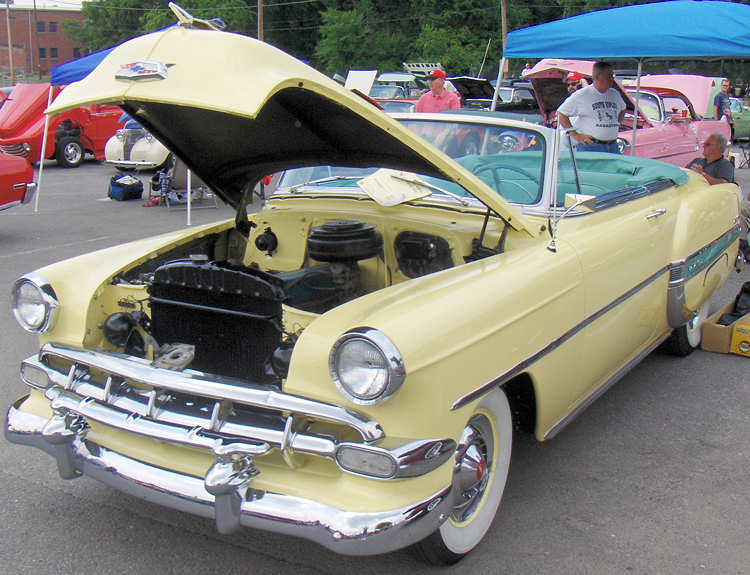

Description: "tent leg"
491 57 506 111
33 85 54 212
630 60 643 156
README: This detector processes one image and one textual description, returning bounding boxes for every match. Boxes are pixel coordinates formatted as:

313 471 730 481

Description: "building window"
50 48 58 59
73 47 81 58
37 21 45 33
49 22 57 33
39 48 46 59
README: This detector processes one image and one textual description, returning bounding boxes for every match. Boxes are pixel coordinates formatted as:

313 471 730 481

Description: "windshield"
497 88 514 103
370 85 406 99
276 119 546 206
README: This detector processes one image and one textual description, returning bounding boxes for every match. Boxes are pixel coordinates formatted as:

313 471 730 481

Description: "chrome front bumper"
6 397 454 555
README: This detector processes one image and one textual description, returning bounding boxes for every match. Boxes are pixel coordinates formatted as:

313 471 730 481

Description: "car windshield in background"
370 85 406 99
276 121 546 206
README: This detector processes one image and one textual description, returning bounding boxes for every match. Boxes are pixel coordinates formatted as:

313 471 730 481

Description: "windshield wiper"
389 173 471 206
288 176 363 193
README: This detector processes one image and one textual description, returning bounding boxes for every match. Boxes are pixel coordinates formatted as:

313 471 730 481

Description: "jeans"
576 141 620 154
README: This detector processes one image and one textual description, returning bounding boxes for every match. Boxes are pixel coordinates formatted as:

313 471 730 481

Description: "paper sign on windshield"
357 169 433 207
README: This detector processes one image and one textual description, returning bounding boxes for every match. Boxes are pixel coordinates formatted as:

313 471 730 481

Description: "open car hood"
48 26 534 235
447 76 496 100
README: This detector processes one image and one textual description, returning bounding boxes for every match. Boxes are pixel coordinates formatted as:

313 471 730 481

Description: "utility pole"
257 0 263 41
5 0 14 84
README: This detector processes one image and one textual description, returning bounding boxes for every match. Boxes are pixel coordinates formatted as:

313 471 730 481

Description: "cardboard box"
730 317 750 357
701 302 750 357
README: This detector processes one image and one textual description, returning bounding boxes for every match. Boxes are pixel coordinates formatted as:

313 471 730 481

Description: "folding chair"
736 141 750 169
149 157 217 210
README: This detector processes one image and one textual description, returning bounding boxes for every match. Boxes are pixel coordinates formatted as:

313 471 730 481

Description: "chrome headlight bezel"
616 137 631 155
329 327 406 405
11 273 59 333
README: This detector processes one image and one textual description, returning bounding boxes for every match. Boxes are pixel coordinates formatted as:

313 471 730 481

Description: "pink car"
0 149 35 211
524 60 731 166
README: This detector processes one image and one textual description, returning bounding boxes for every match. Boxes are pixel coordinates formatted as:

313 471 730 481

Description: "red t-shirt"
415 90 461 113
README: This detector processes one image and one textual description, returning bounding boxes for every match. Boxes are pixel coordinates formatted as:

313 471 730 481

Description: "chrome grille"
0 143 28 157
27 343 384 459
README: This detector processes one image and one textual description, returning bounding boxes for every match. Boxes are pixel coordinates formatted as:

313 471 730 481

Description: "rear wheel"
413 388 512 565
662 301 710 356
55 136 85 168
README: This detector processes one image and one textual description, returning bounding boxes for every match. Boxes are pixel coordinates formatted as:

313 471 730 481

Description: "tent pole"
491 57 506 111
630 59 643 156
186 167 192 226
33 84 54 212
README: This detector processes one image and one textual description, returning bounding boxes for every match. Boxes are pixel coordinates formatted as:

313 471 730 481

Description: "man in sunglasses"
686 133 734 185
557 61 626 153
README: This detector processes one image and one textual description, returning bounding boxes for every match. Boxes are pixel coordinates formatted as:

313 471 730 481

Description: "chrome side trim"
543 333 670 439
453 224 741 411
21 182 36 204
38 343 384 443
451 263 670 411
667 225 741 327
5 399 453 556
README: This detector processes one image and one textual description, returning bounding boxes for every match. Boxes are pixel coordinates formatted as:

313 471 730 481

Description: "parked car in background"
0 83 124 168
372 72 425 99
0 149 34 211
729 97 750 140
105 114 172 171
525 60 731 166
6 19 742 567
377 99 416 113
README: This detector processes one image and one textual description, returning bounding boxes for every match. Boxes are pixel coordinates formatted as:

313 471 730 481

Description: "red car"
0 149 35 211
0 83 123 168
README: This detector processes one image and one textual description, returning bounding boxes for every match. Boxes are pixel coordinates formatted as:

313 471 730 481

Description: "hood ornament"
115 60 169 81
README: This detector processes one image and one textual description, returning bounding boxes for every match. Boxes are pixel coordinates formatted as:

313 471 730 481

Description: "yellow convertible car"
5 10 743 566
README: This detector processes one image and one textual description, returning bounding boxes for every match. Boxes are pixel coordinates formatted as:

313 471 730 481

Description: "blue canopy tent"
492 0 750 151
502 0 750 60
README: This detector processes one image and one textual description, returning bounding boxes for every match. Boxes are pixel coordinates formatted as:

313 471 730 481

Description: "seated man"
686 133 734 185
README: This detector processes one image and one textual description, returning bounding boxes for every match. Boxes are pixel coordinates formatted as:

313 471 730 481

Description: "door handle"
646 208 667 220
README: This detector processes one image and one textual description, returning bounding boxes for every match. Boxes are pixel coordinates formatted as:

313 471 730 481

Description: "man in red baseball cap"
415 68 461 113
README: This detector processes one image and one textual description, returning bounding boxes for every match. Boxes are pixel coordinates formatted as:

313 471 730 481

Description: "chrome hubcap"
452 415 493 522
64 143 82 163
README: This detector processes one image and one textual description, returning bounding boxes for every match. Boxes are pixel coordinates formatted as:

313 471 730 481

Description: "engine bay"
106 209 505 384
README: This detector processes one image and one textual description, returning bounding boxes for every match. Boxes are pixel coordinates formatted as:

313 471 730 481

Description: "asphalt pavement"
0 158 748 574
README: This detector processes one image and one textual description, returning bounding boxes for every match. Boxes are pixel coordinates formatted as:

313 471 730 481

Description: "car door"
554 157 671 405
656 94 700 165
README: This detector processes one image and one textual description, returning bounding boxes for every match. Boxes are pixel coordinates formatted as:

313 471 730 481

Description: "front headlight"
329 328 405 405
11 274 59 333
616 137 630 154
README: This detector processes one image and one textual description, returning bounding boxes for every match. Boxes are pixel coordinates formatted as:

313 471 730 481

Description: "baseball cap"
567 71 584 82
428 69 446 80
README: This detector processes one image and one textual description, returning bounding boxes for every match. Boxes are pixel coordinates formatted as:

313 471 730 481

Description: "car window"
662 96 690 118
729 99 742 113
370 85 405 99
629 91 661 121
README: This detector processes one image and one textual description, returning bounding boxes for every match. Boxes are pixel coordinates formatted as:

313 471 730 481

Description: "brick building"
0 5 84 80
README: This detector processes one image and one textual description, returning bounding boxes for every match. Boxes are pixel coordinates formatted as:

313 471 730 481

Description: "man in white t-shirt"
557 62 626 153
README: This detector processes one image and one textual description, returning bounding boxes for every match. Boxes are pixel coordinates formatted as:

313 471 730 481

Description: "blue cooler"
108 175 143 201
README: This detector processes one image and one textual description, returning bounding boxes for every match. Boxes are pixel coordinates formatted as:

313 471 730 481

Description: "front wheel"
55 136 85 168
662 301 710 356
413 388 513 565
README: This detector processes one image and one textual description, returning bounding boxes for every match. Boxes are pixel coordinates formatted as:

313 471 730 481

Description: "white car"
105 115 171 171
